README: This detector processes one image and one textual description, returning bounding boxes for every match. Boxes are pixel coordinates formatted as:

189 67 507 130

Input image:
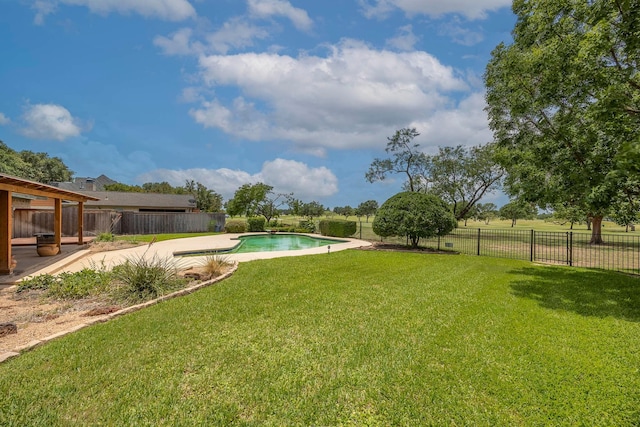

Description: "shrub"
247 217 266 232
297 220 316 233
16 274 57 293
373 192 457 248
200 255 234 279
111 254 184 302
95 232 115 242
17 269 113 299
48 269 113 300
225 220 246 233
319 219 356 237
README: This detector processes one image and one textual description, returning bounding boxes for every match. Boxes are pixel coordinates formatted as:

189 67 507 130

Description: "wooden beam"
54 198 62 252
0 191 12 275
0 183 91 202
77 202 84 245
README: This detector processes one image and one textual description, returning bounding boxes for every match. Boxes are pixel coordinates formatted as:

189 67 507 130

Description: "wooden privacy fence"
119 211 225 235
13 208 117 238
12 208 226 238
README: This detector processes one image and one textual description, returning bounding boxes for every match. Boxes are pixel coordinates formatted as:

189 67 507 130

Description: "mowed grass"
1 251 640 425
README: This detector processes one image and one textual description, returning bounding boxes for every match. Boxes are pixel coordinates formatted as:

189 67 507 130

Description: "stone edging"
0 263 239 364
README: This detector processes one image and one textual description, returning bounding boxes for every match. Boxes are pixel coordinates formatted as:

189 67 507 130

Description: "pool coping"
172 233 350 257
19 232 372 278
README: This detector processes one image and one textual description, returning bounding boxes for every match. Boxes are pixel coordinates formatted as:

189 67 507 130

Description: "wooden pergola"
0 173 99 275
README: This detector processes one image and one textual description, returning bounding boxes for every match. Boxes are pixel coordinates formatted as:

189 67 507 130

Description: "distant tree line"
104 180 223 213
0 140 73 183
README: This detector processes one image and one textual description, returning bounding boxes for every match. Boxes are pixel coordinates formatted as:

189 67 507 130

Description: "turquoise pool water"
175 234 346 256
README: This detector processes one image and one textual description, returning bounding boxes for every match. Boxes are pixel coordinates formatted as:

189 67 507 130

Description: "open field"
1 251 639 425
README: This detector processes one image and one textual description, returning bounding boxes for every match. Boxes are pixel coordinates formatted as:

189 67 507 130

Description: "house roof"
52 174 117 192
0 173 100 202
80 191 196 209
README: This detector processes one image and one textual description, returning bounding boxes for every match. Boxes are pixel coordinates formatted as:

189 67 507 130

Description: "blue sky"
0 0 515 208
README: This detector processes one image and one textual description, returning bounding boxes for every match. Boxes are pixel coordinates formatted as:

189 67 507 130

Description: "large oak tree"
484 0 640 244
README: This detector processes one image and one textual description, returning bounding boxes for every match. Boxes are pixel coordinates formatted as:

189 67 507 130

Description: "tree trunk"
410 235 419 248
589 215 604 244
511 218 516 227
586 218 592 230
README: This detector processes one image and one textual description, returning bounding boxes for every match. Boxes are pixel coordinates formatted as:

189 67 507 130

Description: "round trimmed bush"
373 192 457 248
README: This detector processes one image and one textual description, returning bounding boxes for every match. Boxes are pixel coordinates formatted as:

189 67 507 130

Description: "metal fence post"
530 229 534 262
569 231 573 266
477 228 481 256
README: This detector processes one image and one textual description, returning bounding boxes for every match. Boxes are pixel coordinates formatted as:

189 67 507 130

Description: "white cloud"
206 17 270 54
20 103 85 141
190 40 473 154
359 0 511 20
247 0 313 31
258 159 338 199
154 28 204 56
137 158 338 201
386 25 419 51
439 20 484 46
32 0 57 25
155 18 270 56
0 113 10 125
410 92 492 149
32 0 196 24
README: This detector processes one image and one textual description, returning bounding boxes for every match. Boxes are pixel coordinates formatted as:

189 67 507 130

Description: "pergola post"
0 173 99 275
77 202 84 245
54 198 62 253
0 191 12 274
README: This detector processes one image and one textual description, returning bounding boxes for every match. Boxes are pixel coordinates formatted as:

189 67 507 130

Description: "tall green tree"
193 182 223 212
0 141 73 183
429 144 503 221
226 183 272 217
475 202 498 225
256 192 291 223
356 200 378 222
551 204 588 230
333 206 354 219
609 193 639 232
103 183 144 192
300 201 325 219
484 0 640 244
366 130 503 221
499 200 537 227
365 128 430 192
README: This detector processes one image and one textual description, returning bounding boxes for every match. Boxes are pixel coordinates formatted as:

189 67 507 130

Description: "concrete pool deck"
21 233 373 278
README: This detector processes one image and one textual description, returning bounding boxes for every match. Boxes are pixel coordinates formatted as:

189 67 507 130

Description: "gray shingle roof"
80 191 196 209
52 175 117 192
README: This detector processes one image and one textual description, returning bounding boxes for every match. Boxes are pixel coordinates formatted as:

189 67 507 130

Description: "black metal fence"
356 223 640 275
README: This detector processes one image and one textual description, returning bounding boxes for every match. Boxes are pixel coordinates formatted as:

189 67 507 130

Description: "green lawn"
1 251 639 425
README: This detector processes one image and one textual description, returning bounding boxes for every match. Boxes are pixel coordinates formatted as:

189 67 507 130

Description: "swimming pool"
174 233 347 256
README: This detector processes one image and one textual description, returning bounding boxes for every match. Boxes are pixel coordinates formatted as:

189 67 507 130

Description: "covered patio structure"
0 173 99 275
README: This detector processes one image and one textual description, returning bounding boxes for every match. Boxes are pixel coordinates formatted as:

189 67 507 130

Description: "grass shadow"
509 266 640 322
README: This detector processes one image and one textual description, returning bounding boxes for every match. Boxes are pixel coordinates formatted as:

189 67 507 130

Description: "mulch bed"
359 242 459 255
